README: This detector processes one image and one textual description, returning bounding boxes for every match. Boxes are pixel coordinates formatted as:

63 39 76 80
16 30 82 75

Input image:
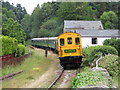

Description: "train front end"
58 32 82 68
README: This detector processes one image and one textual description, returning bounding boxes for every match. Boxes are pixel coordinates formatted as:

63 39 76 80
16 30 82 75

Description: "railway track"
47 68 64 89
47 68 80 89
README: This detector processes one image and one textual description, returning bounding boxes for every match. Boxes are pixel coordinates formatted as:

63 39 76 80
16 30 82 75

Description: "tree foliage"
57 2 97 20
100 11 118 29
89 2 119 18
39 17 63 37
2 1 27 23
2 8 17 23
103 38 120 56
0 35 18 56
2 18 26 44
21 14 32 39
3 1 119 40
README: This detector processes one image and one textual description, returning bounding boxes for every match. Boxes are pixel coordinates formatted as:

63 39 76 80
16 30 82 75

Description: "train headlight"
70 53 71 55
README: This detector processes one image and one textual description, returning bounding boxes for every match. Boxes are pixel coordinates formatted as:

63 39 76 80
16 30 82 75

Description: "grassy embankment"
2 47 54 88
99 55 120 89
72 67 113 88
72 54 120 89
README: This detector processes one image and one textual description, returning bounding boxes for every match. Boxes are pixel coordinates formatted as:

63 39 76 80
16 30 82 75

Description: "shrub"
0 35 18 56
15 44 26 57
82 45 118 65
99 55 119 77
103 38 120 56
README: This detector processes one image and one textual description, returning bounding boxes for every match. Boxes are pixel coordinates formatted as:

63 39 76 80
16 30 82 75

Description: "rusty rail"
47 69 64 89
0 71 23 80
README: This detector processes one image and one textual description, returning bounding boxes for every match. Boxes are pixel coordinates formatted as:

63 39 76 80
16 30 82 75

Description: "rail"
47 68 64 89
0 71 23 81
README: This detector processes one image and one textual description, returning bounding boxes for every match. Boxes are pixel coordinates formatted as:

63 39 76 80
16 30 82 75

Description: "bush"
99 55 119 77
0 35 18 56
82 45 118 65
103 38 120 56
15 44 26 57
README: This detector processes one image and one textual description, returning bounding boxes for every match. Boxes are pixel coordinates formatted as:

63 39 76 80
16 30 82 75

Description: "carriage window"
60 38 64 46
75 38 80 45
68 38 72 44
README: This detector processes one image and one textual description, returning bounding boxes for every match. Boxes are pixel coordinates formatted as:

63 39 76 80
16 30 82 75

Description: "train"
58 32 82 68
31 32 82 68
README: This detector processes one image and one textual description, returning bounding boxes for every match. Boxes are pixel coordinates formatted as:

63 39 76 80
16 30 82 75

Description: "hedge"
0 35 18 56
15 44 26 57
103 38 120 56
99 55 119 77
82 45 118 65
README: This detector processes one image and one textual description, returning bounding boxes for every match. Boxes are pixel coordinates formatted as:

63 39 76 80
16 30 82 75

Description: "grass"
72 67 114 88
2 48 54 88
98 54 119 88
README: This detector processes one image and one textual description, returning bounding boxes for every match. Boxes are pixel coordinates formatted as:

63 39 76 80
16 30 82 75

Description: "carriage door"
59 38 64 57
75 37 81 55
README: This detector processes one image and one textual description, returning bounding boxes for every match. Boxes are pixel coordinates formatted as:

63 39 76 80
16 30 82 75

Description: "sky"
4 0 55 15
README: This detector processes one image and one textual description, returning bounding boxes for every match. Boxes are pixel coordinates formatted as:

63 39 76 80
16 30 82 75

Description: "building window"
60 38 64 46
92 38 97 44
75 38 80 45
68 37 72 44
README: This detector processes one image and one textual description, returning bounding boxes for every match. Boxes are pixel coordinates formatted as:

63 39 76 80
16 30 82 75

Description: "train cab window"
75 38 80 45
60 38 64 46
68 38 72 44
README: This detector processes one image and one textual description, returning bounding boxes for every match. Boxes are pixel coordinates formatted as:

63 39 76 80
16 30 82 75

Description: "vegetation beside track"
75 46 119 89
2 48 53 88
72 67 113 88
82 45 118 66
98 55 120 88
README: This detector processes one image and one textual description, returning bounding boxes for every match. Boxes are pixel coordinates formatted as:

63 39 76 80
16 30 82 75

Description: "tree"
100 11 118 29
15 4 27 23
2 1 27 23
2 8 17 23
39 17 63 37
103 38 120 56
57 2 97 20
30 4 41 38
89 2 119 18
2 18 26 44
21 14 32 39
30 3 54 38
40 2 54 22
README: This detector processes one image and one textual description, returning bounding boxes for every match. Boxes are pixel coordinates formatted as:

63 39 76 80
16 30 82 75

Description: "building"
64 20 120 48
64 20 104 32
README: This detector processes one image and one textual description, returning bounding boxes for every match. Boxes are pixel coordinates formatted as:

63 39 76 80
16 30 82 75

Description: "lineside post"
45 48 48 58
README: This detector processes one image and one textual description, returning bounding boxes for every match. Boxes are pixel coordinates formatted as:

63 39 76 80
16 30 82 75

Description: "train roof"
58 32 81 38
31 37 58 41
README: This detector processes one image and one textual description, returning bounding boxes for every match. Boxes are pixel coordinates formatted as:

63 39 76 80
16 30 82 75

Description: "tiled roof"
75 29 120 37
64 20 103 30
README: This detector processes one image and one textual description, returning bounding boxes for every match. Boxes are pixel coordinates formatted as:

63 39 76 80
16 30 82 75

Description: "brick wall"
0 52 31 68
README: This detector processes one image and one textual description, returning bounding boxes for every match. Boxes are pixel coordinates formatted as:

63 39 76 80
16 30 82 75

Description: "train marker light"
60 46 62 49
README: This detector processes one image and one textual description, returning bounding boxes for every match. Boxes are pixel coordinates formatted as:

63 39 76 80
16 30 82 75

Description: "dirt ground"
23 48 76 88
2 48 77 88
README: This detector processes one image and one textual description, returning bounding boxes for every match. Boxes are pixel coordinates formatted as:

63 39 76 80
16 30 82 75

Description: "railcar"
58 32 82 68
